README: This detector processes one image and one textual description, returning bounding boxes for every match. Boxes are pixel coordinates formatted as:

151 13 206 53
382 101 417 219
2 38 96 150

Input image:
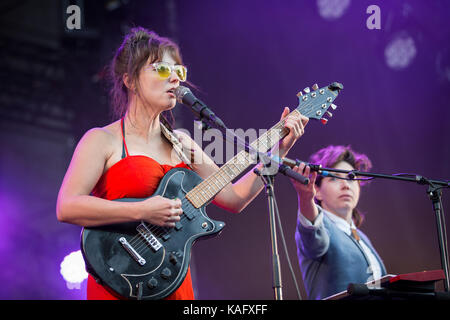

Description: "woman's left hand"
278 107 309 157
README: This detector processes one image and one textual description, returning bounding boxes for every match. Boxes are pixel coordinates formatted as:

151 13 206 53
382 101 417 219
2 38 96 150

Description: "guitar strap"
160 123 194 169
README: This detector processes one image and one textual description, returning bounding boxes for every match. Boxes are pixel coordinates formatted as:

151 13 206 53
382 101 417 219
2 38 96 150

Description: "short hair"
309 145 372 227
310 145 372 187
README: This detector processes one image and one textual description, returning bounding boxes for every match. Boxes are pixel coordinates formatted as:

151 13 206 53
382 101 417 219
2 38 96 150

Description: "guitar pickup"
161 233 171 241
174 221 183 231
136 223 162 251
182 201 196 220
184 211 195 220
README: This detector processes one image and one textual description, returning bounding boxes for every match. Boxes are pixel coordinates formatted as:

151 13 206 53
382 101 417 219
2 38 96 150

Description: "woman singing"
56 27 309 300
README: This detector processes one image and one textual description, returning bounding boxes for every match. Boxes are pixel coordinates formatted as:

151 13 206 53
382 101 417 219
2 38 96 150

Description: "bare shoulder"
76 121 121 158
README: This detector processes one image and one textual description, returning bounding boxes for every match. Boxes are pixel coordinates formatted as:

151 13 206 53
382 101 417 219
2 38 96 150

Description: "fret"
186 192 200 207
237 151 249 165
251 133 268 152
230 163 241 175
240 153 252 167
217 170 229 185
223 164 234 176
224 164 237 177
222 165 234 180
194 188 208 203
210 175 222 191
220 170 232 184
239 155 251 168
200 182 214 199
193 194 202 207
232 155 243 168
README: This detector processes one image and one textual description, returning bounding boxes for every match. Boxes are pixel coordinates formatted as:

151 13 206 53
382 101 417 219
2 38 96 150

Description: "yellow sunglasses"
150 61 187 82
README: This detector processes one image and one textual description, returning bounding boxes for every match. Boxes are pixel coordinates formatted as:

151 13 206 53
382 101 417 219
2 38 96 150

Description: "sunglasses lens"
155 63 171 79
174 65 187 82
153 62 187 81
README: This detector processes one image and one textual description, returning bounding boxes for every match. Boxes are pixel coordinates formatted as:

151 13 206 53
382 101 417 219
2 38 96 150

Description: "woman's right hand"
291 162 317 200
291 162 320 223
139 196 183 227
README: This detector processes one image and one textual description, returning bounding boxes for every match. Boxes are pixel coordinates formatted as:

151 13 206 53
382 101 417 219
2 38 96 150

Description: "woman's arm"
290 163 320 223
56 128 183 227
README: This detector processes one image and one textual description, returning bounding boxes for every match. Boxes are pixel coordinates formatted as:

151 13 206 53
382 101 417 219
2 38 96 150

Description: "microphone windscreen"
174 86 192 104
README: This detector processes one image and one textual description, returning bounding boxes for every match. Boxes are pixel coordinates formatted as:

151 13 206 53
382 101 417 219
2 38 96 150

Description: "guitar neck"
185 109 301 208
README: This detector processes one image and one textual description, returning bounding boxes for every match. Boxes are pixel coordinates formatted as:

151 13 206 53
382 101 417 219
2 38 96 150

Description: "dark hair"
108 27 183 129
309 145 372 227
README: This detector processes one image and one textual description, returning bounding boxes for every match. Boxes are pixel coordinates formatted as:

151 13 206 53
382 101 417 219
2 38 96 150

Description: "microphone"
280 156 341 179
269 155 310 185
175 86 227 130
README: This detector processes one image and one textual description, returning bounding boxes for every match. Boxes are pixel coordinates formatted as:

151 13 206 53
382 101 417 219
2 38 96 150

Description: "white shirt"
298 206 382 281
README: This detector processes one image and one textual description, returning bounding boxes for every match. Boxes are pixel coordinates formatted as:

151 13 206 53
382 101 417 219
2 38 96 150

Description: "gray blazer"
295 210 387 300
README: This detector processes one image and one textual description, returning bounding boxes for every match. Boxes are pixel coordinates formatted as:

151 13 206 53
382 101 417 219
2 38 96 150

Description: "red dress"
86 119 195 300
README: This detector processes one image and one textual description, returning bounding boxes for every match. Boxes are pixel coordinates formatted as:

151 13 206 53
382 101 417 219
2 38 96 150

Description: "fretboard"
185 109 301 208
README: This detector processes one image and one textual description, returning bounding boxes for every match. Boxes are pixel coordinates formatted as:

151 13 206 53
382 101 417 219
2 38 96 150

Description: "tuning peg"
312 84 319 90
329 82 344 92
330 103 337 110
320 118 328 125
303 87 310 94
326 111 333 118
296 91 303 97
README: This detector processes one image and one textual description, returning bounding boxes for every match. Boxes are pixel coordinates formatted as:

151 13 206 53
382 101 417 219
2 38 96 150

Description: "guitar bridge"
137 223 163 252
118 237 146 266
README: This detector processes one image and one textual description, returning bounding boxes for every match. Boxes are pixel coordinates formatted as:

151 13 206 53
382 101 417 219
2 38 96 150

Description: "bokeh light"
60 250 88 290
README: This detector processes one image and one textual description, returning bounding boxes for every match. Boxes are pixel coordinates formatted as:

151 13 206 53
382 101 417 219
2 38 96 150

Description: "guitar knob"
147 277 158 289
161 267 172 279
169 253 178 265
321 118 328 125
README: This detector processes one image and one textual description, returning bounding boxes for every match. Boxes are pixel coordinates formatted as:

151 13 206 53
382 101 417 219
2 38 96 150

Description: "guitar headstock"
295 82 343 125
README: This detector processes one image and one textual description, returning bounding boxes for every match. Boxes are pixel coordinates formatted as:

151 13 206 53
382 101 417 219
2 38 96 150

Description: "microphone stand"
250 152 308 300
253 165 283 300
299 160 450 292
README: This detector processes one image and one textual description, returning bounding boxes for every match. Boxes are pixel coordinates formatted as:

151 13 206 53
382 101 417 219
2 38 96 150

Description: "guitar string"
129 197 193 252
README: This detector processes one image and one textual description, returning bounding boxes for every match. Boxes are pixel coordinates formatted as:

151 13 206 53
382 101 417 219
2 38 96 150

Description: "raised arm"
291 162 319 223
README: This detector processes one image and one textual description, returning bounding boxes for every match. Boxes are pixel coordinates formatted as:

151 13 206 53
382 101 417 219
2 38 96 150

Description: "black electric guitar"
81 82 343 300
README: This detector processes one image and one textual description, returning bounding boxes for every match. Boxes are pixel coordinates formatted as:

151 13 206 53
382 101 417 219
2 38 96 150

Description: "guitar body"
81 167 225 300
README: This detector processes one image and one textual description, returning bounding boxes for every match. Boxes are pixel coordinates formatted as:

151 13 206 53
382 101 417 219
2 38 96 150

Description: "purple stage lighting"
385 33 417 70
317 0 351 20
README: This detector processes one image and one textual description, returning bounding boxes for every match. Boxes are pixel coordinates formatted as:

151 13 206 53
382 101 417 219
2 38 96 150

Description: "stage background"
0 0 449 299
